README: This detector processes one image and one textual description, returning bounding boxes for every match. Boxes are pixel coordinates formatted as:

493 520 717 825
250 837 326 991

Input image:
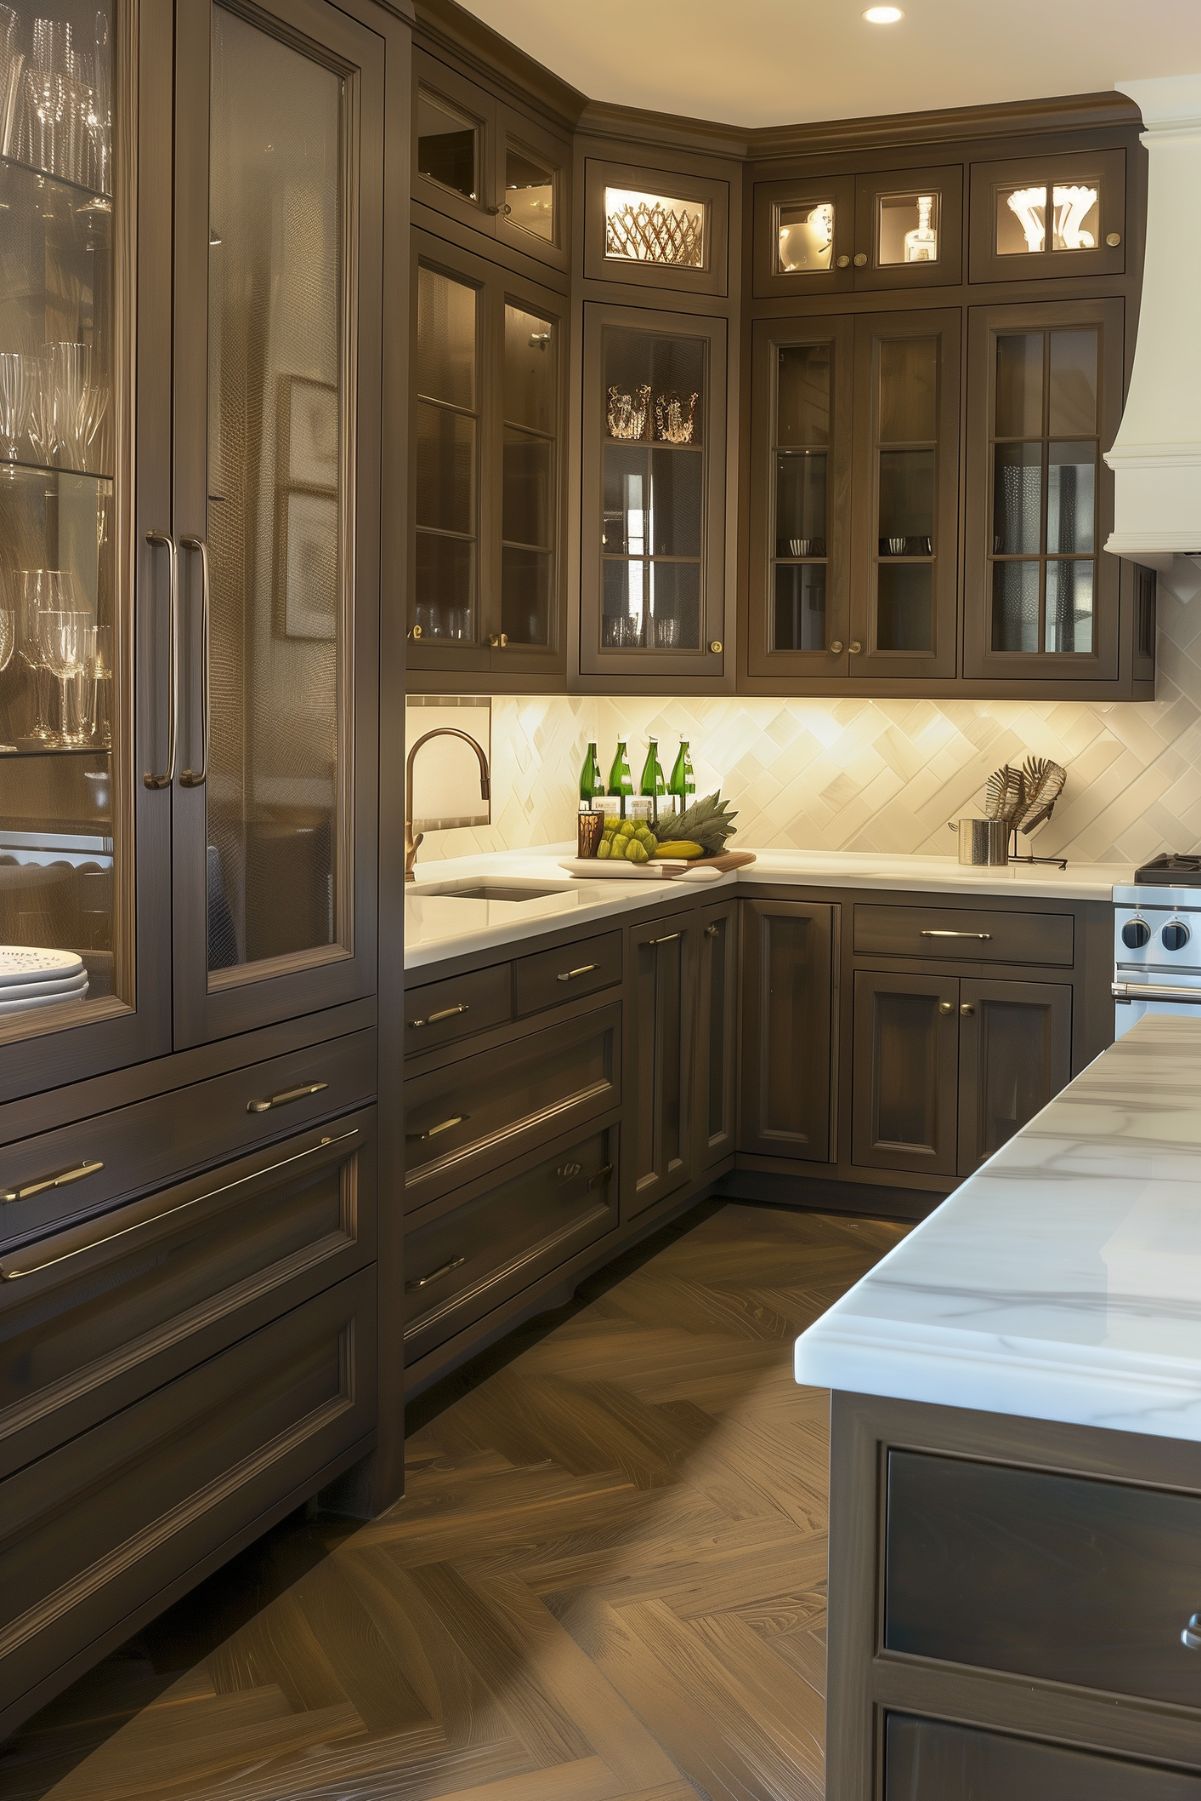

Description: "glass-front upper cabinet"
754 167 962 297
170 0 384 1046
584 159 731 298
964 299 1124 681
413 50 569 273
0 0 172 1095
410 239 563 684
969 150 1126 282
581 304 727 683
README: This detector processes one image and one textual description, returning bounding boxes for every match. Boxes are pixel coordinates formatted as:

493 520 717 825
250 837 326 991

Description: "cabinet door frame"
968 147 1127 284
583 156 730 299
622 913 694 1218
694 899 738 1170
739 899 836 1163
962 297 1124 682
957 976 1072 1176
746 315 854 682
850 308 961 682
851 163 964 292
851 969 959 1177
170 0 383 1047
580 302 728 682
411 47 496 239
493 103 571 276
752 174 856 300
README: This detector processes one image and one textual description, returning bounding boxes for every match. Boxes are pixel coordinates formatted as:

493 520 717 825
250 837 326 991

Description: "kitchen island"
795 1012 1201 1797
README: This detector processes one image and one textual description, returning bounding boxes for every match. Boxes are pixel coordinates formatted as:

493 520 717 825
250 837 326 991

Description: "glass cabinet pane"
205 5 348 974
876 190 941 266
996 180 1101 257
870 332 940 656
505 141 554 242
500 302 556 650
986 323 1102 656
416 86 479 202
776 197 836 274
604 186 706 269
414 265 479 644
0 0 124 1029
770 341 833 654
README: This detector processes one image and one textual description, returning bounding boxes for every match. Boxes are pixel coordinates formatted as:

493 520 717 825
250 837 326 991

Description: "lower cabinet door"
624 917 693 1218
695 901 738 1169
404 1125 619 1363
0 1271 375 1731
739 899 835 1161
885 1715 1201 1798
851 970 959 1176
957 977 1072 1175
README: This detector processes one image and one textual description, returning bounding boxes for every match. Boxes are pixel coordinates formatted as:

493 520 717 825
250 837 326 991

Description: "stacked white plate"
0 947 89 1015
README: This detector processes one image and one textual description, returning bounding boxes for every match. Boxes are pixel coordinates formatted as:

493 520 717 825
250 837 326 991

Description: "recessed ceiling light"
863 4 905 20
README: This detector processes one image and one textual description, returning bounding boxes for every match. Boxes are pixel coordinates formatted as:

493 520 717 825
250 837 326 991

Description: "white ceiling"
458 0 1201 127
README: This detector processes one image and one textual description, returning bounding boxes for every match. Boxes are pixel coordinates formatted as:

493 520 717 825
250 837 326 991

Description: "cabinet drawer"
854 904 1073 967
404 965 511 1057
885 1451 1201 1710
0 1113 374 1479
514 930 623 1017
0 1272 373 1723
885 1715 1201 1799
0 1030 376 1252
404 1003 621 1207
405 1124 618 1362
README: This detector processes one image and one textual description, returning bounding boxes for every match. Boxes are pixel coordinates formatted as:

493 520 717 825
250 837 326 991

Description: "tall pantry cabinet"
0 0 409 1739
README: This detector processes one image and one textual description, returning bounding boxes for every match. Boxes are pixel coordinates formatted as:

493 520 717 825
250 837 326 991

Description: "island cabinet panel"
885 1450 1201 1711
695 900 739 1168
851 971 959 1177
957 977 1072 1172
739 899 835 1162
623 914 695 1217
404 964 513 1057
884 1714 1201 1799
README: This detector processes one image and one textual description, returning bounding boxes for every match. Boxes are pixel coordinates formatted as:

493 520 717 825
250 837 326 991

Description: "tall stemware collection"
0 6 112 194
4 567 108 748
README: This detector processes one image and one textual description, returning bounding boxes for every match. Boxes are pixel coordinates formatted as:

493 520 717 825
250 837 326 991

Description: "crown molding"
746 89 1142 164
412 0 585 132
576 100 752 161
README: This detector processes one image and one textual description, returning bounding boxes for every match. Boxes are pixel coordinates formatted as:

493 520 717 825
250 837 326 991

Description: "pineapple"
655 791 738 857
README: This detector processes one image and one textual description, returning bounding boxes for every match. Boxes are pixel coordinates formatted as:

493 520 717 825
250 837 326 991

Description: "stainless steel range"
1114 856 1201 1036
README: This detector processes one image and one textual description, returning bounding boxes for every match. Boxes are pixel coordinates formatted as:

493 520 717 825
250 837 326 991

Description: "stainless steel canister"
949 818 1010 866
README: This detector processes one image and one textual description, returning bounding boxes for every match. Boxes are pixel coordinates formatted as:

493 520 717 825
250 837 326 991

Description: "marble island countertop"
404 843 1132 970
795 1013 1201 1445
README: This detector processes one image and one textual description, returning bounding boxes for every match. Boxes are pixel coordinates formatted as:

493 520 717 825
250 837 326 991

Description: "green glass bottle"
639 737 667 824
667 739 696 818
607 738 634 817
579 741 604 811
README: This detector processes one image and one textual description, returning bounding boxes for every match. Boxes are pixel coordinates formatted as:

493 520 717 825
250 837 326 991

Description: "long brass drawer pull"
649 932 680 945
408 1003 470 1029
587 1163 615 1187
920 929 993 940
2 1159 104 1205
0 1128 359 1283
408 1114 467 1142
406 1253 466 1291
556 963 599 983
247 1081 328 1115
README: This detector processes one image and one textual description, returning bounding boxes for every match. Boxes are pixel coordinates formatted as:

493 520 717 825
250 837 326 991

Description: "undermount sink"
415 879 572 903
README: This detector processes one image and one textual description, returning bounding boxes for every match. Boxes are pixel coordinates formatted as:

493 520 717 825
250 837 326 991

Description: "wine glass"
83 621 112 747
18 569 75 739
46 341 89 465
0 605 14 676
25 358 55 465
39 606 89 746
0 353 30 466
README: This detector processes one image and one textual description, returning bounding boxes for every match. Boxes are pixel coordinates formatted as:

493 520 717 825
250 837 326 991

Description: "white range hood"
1105 75 1201 573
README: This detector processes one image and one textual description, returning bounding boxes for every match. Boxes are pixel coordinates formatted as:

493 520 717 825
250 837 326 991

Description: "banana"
652 840 705 860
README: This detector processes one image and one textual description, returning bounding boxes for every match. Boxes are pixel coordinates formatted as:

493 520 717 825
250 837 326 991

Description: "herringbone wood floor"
0 1203 906 1801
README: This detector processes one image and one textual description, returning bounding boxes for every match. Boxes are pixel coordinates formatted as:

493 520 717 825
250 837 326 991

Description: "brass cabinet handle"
848 640 863 655
489 632 509 648
556 963 598 983
178 535 210 787
829 639 845 654
937 1000 955 1015
408 623 423 640
1183 1612 1201 1650
960 1002 975 1016
588 1162 615 1187
143 531 179 789
0 1129 358 1282
705 922 720 936
488 201 513 217
246 1080 328 1115
853 252 868 267
921 929 992 940
649 932 680 945
408 1114 468 1142
709 640 723 654
406 1253 467 1291
1106 231 1121 247
835 253 851 269
2 1158 104 1205
408 1002 470 1028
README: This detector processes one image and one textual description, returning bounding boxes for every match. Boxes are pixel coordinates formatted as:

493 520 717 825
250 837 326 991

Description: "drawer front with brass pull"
403 964 511 1058
404 1126 618 1362
885 1450 1201 1710
0 1111 375 1479
404 1004 621 1208
0 1030 375 1252
854 904 1074 967
514 930 622 1018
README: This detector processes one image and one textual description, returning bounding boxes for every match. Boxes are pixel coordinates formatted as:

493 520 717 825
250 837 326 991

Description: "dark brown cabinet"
695 900 738 1168
623 912 694 1216
582 156 732 299
753 165 963 299
968 147 1126 284
884 1715 1201 1799
739 899 836 1163
409 236 566 685
957 977 1071 1171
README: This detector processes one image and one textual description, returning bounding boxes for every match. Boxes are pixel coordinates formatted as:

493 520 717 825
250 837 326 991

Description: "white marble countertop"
404 844 1131 970
795 1014 1201 1444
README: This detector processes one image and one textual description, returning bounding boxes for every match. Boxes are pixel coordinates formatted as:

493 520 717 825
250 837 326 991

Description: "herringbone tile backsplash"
412 581 1201 867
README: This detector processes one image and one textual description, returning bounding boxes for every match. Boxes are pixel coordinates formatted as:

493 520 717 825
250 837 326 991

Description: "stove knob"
1121 918 1151 949
1163 920 1192 952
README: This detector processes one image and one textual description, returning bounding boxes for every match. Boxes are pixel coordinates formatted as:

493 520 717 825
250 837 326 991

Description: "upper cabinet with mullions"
412 48 570 275
0 0 384 1102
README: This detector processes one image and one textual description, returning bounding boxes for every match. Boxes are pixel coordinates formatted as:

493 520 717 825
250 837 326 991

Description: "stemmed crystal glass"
39 605 89 745
0 352 30 466
84 620 112 746
18 568 75 739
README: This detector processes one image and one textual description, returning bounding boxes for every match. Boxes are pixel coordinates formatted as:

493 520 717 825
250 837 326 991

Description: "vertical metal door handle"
143 531 179 789
178 535 210 787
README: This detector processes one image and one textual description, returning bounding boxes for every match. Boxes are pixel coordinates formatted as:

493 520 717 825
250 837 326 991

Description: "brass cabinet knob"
835 253 851 269
960 1002 975 1016
709 639 723 654
408 623 423 641
705 922 720 937
489 201 513 216
937 1000 955 1016
1106 230 1121 247
489 632 509 649
829 639 845 654
848 640 863 655
853 252 868 267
